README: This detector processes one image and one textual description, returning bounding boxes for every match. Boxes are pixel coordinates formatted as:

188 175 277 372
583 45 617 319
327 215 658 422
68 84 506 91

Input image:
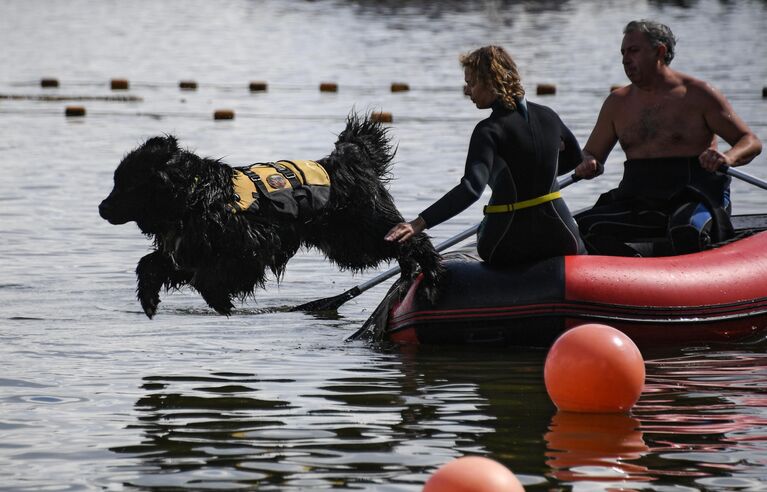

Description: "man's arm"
574 94 620 179
698 82 763 171
556 117 583 175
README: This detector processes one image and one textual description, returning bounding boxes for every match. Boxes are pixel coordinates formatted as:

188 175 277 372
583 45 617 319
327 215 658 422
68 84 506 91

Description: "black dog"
99 114 443 317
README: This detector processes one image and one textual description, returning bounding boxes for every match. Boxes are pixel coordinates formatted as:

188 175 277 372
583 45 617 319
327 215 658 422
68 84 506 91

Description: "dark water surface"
1 0 767 490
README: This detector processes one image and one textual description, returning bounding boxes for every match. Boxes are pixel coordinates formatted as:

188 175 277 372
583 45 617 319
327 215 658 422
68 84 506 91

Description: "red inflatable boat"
372 217 767 349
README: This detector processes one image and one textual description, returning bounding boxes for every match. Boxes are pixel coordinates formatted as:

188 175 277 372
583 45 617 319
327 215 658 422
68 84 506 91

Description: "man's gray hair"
624 20 676 65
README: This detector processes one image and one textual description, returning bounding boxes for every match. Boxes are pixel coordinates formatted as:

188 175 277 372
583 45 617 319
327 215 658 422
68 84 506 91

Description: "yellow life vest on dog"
231 160 331 218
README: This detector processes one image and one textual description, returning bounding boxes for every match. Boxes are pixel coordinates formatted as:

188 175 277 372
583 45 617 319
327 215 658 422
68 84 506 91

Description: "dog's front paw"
136 251 174 320
138 291 161 319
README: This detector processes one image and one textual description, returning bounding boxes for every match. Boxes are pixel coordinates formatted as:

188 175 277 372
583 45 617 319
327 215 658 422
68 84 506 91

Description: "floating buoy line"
1 77 619 96
5 78 763 97
0 105 485 124
3 104 764 126
0 94 143 102
7 78 448 93
2 77 763 124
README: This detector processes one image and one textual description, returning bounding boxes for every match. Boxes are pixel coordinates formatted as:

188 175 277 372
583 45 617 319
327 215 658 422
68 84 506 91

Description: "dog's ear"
133 136 180 176
143 135 179 156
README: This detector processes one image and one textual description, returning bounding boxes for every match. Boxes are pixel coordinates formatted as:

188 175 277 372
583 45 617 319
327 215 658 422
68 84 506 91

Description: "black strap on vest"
240 168 267 212
271 162 302 189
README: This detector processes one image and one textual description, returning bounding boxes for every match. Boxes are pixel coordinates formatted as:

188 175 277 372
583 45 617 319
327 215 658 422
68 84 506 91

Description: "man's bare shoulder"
679 73 727 106
609 84 633 97
600 85 631 113
678 72 712 90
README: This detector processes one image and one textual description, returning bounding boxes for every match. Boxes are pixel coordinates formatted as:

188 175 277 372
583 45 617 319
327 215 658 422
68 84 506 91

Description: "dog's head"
99 135 186 234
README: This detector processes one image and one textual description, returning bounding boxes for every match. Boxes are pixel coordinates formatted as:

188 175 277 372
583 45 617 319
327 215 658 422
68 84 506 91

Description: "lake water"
1 0 766 490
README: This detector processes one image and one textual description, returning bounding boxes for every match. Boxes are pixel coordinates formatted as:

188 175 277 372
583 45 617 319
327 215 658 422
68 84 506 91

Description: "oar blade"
290 286 361 312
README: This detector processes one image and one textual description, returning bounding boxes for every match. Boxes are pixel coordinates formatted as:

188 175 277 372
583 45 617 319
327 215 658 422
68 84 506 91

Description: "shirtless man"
574 20 762 255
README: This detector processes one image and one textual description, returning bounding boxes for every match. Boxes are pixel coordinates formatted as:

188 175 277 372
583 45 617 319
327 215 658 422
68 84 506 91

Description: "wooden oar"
291 173 579 312
723 166 767 191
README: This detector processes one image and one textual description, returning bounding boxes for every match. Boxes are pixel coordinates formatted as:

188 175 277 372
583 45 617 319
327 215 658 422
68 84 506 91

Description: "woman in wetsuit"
385 45 585 265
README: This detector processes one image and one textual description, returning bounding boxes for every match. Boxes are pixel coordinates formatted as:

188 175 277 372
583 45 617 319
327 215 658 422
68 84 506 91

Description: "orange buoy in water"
319 82 338 92
110 79 129 90
544 323 644 413
249 81 268 92
371 111 393 123
179 80 197 90
41 78 59 88
536 83 556 95
65 106 86 117
391 82 410 92
423 456 524 492
213 109 235 120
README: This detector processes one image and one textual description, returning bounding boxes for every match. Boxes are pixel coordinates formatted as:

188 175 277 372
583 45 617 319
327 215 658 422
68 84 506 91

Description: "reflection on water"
636 351 767 488
545 413 650 483
113 370 437 488
109 347 767 489
111 350 552 489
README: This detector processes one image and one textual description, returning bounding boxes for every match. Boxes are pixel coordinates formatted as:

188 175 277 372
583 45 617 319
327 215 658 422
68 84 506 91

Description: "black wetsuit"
575 156 733 256
419 99 585 266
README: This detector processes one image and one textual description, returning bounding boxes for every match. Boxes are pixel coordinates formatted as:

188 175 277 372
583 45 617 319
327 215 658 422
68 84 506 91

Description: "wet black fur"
99 114 443 317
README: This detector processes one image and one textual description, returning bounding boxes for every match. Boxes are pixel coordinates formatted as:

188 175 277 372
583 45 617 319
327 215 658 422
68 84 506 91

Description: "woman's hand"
385 216 426 243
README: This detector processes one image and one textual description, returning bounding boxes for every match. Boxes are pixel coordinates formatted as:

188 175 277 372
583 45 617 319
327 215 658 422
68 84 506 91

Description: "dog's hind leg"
198 290 235 316
136 251 189 318
192 270 236 316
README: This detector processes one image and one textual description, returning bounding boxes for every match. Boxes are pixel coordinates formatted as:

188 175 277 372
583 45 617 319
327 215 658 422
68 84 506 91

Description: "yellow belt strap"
483 191 562 214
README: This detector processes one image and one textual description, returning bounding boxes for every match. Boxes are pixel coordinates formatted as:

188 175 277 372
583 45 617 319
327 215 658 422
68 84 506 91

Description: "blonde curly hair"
460 45 525 111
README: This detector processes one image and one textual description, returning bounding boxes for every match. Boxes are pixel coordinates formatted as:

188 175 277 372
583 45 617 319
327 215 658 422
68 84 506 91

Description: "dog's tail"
327 113 396 180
